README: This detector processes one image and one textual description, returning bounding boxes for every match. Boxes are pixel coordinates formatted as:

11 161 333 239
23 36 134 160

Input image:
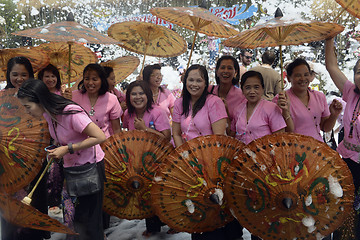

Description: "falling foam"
328 175 343 198
154 176 162 182
302 216 316 233
40 29 49 34
214 188 224 205
244 148 257 161
78 38 88 43
305 194 312 206
181 151 189 158
185 199 194 214
59 27 66 31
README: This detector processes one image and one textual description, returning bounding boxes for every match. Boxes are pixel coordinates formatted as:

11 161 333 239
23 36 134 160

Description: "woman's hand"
62 88 72 100
134 117 146 130
277 92 290 112
47 146 68 159
329 99 343 116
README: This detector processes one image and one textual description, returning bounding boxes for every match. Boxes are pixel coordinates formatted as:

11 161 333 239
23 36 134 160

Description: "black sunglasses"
244 56 252 59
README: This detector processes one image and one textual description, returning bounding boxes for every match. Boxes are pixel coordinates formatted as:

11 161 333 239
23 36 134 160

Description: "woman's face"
216 59 237 85
288 64 311 92
149 69 162 88
84 70 102 95
42 70 58 91
10 64 30 89
186 69 206 99
107 71 116 91
19 98 44 118
130 86 148 111
242 76 264 105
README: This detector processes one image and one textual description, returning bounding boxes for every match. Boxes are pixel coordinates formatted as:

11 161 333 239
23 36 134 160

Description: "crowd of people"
1 32 359 240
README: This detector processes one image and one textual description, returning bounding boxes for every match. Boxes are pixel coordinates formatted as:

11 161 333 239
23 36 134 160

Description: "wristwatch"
68 143 74 154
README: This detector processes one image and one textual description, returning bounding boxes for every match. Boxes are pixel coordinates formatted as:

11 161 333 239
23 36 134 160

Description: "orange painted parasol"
108 21 187 73
100 56 140 84
0 192 77 235
335 0 360 19
224 133 354 240
34 42 97 85
223 8 344 89
150 7 239 68
0 89 50 194
101 130 174 220
0 47 49 81
151 135 245 233
12 13 119 86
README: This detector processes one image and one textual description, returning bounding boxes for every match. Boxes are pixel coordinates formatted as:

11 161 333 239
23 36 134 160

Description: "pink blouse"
72 90 122 138
122 105 170 132
155 87 176 119
231 99 286 144
112 88 126 102
337 80 360 163
208 85 245 121
273 88 330 142
43 105 105 168
172 94 228 141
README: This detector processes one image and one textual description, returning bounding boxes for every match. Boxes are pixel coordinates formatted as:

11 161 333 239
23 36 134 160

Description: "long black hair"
215 55 240 86
38 64 62 90
182 64 209 118
126 80 153 116
5 56 34 89
17 79 81 120
77 63 109 95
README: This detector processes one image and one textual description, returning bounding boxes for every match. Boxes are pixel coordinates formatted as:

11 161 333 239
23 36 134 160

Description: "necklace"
349 97 360 138
89 97 98 116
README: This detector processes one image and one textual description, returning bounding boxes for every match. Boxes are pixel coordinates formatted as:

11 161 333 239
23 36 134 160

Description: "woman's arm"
211 118 227 135
325 37 347 93
47 122 106 159
133 117 170 141
111 118 122 134
276 92 294 132
320 99 343 132
172 122 184 147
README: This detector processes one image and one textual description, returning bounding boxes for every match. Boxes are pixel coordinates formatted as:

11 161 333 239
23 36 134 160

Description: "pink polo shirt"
337 80 360 162
273 88 330 142
72 90 122 138
43 104 105 168
208 85 245 122
172 94 228 141
155 87 176 118
54 89 62 96
122 105 170 132
231 99 286 144
112 88 126 102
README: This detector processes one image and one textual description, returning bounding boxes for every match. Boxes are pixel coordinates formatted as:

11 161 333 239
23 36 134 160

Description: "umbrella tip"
282 197 293 209
67 12 75 21
209 193 220 204
274 8 283 18
131 180 141 190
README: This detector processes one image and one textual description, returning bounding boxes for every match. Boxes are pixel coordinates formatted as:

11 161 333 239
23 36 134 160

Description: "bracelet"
284 115 291 121
68 143 74 154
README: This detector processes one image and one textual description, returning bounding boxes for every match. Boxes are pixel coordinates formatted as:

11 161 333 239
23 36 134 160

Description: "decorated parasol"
224 133 354 240
223 8 344 89
0 89 50 194
150 6 239 69
108 21 187 73
34 42 97 86
0 192 77 235
12 12 119 86
151 135 245 233
335 0 360 20
101 130 174 220
100 56 140 84
0 47 49 81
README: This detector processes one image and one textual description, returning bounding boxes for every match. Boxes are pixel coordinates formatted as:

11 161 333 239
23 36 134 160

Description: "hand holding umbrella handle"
22 157 54 205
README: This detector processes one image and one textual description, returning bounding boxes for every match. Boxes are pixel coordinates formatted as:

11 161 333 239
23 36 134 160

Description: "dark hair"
121 81 129 90
126 80 153 116
37 64 62 90
103 66 114 79
182 64 209 118
78 64 109 95
142 64 164 93
286 58 311 77
5 56 34 89
238 49 252 60
262 50 276 65
17 79 81 119
353 59 360 94
240 70 265 90
215 55 240 86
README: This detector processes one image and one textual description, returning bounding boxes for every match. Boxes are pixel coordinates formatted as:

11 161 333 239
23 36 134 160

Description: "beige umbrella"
108 21 187 73
150 6 239 68
100 56 140 84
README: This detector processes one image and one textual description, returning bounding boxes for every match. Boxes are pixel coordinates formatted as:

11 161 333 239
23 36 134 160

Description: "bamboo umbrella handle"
140 43 149 75
22 157 54 205
186 31 198 70
67 42 73 88
279 45 284 91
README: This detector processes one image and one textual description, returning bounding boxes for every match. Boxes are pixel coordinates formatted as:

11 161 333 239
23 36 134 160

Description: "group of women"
1 32 359 240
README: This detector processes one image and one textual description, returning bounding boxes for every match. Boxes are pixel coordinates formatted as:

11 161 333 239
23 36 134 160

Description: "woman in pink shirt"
38 64 62 95
230 71 286 145
142 64 176 118
274 58 342 142
326 37 360 239
172 64 227 147
18 79 106 240
103 66 127 112
209 55 245 124
72 64 122 138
